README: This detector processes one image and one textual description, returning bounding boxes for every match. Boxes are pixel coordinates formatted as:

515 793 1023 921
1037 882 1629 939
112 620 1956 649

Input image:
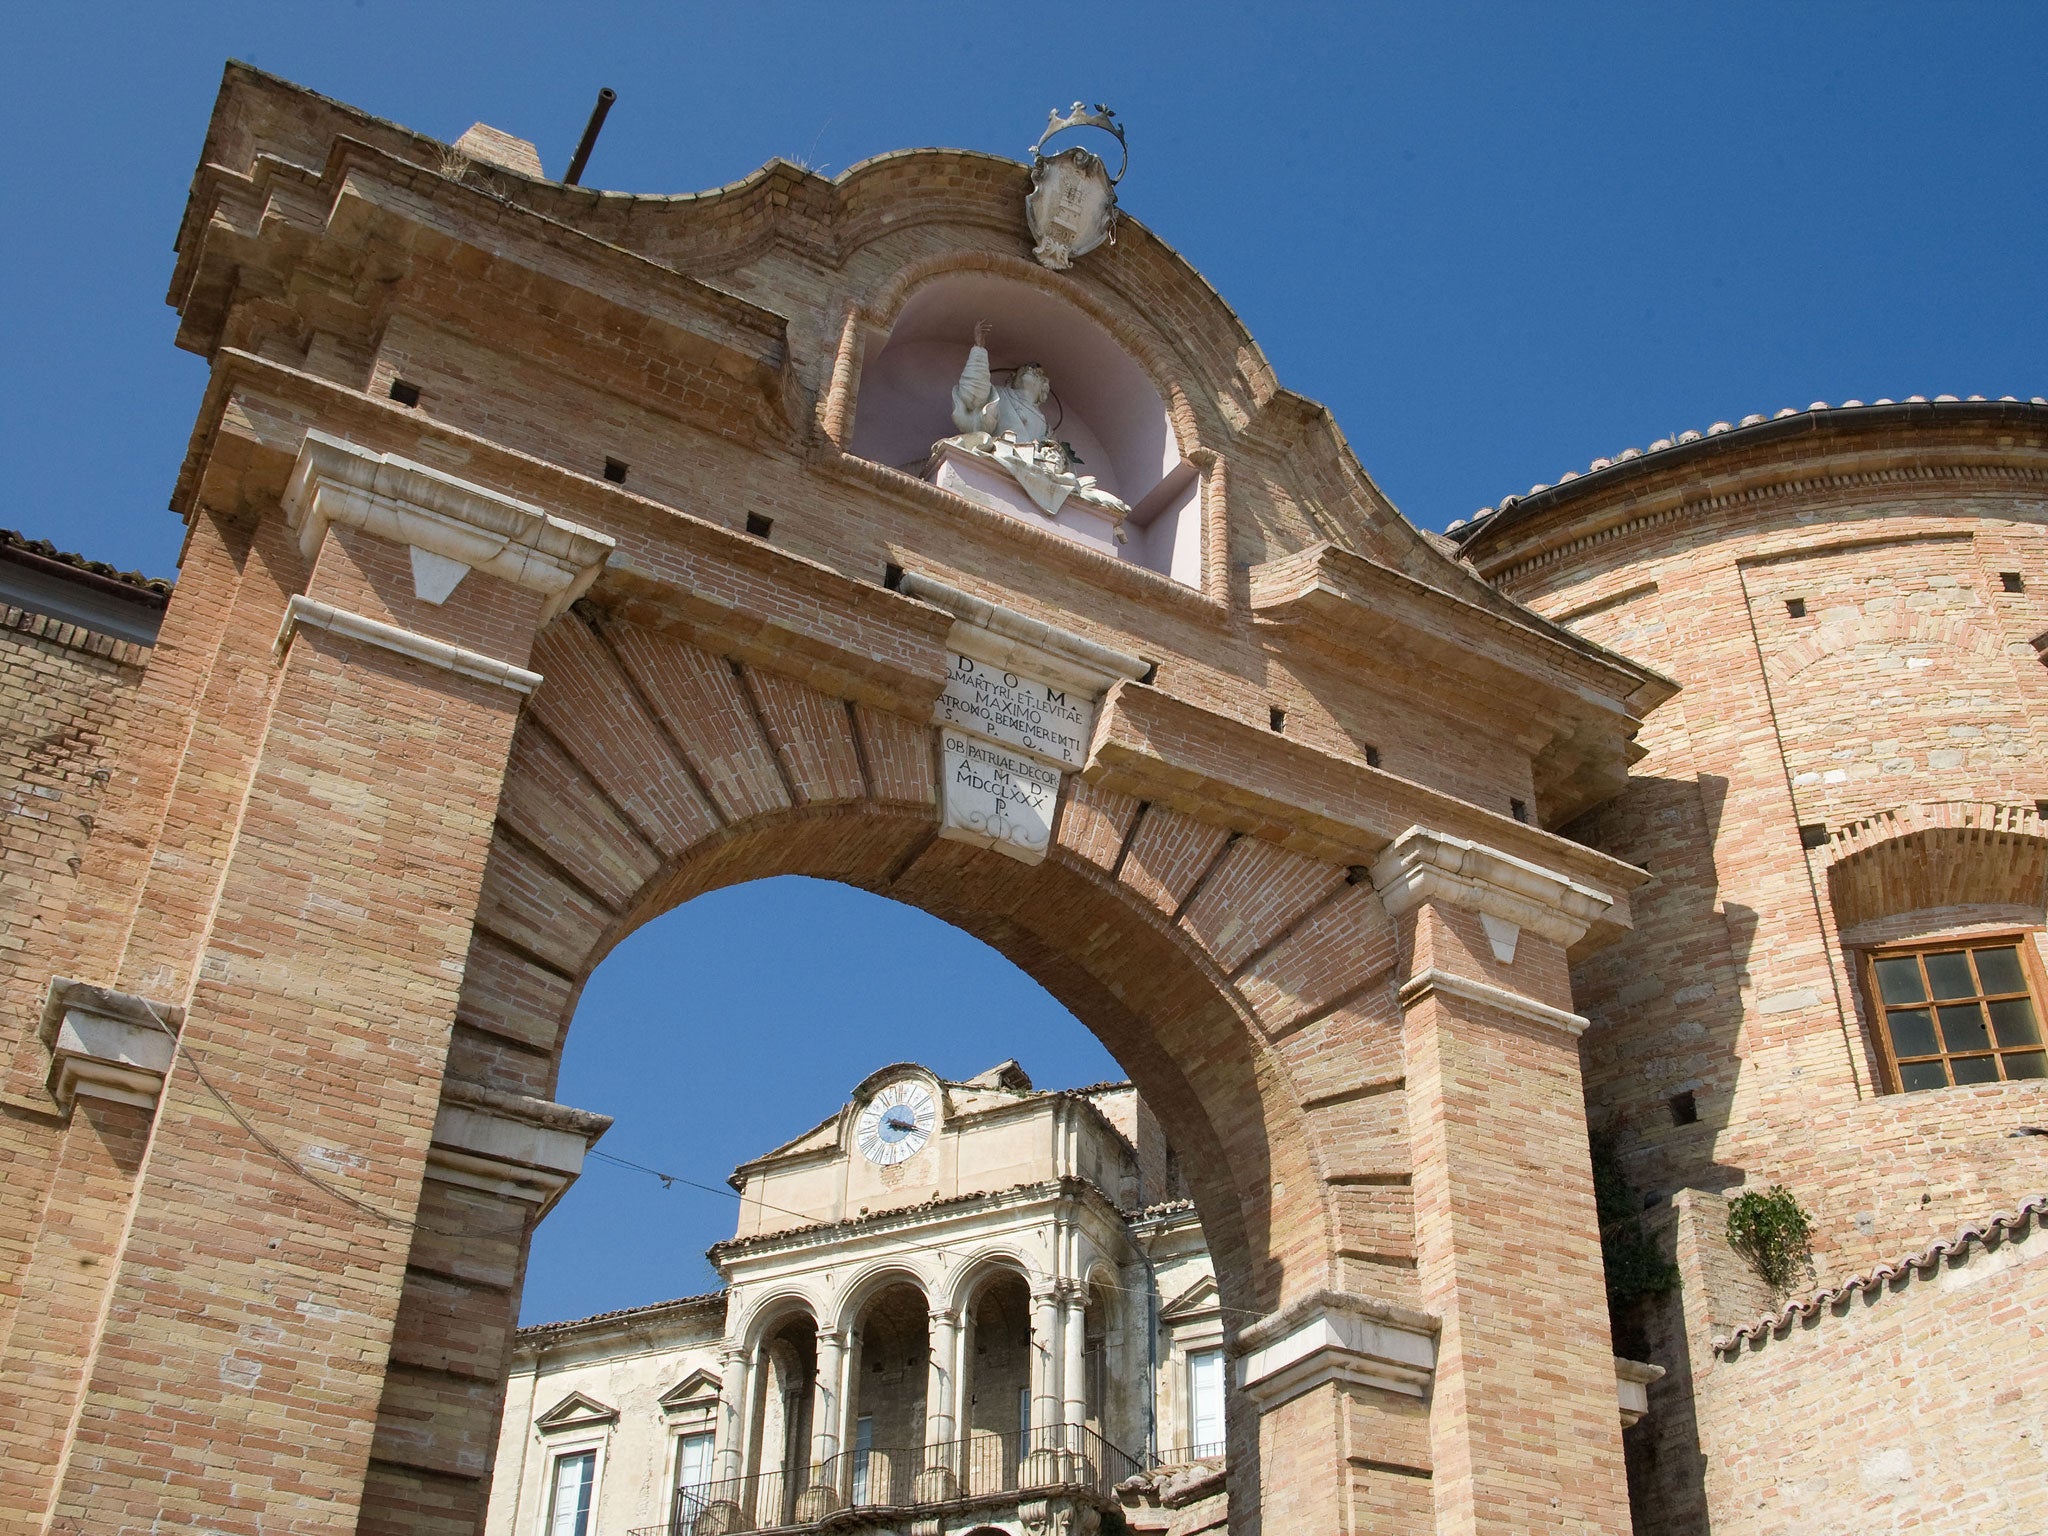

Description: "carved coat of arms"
1025 103 1125 270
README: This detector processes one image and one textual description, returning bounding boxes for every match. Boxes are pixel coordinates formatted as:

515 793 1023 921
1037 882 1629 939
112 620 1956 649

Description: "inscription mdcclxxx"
939 728 1060 862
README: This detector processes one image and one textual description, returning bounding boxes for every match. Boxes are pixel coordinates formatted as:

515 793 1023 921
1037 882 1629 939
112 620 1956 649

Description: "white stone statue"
942 321 1131 534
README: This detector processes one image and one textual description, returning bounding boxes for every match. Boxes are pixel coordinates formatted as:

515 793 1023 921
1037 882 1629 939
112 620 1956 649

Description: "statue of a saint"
940 321 1131 534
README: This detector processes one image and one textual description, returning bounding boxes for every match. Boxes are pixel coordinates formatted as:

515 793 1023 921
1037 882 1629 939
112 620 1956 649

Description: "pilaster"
39 433 612 1536
1371 824 1633 1536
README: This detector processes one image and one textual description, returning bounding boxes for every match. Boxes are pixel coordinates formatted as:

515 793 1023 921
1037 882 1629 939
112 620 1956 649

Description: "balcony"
634 1424 1146 1535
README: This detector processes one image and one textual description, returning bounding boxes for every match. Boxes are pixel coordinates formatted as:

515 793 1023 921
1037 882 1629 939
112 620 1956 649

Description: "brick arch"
1824 801 2048 932
1766 608 2006 686
452 603 1403 1324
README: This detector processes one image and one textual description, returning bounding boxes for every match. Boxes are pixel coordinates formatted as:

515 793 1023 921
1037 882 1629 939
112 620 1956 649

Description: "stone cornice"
1370 824 1615 948
427 1082 611 1212
38 977 185 1113
1396 967 1590 1038
1234 1289 1439 1407
1484 457 2048 590
899 572 1148 696
1249 542 1672 718
284 430 614 623
276 595 544 694
1085 685 1646 926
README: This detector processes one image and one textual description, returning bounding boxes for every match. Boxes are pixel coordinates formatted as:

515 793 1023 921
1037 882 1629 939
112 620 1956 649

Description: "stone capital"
1234 1289 1439 1408
425 1081 612 1212
284 430 614 622
1369 823 1613 955
39 977 184 1113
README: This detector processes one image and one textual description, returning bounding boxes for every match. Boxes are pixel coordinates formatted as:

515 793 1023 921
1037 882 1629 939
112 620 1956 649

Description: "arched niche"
848 271 1202 586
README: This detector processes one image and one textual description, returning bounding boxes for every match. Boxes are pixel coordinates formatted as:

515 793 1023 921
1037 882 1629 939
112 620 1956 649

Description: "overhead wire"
123 998 1260 1322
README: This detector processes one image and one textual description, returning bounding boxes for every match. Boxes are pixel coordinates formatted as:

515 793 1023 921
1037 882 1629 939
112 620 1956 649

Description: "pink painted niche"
848 272 1202 586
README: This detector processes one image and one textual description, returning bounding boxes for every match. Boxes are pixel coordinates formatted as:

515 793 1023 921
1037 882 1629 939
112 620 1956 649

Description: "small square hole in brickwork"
1269 706 1286 733
387 378 421 407
882 562 905 590
1799 822 1829 849
1365 744 1382 768
1785 597 1806 618
1139 660 1160 685
1669 1090 1699 1126
2035 800 2048 821
1510 798 1530 824
2003 572 2025 593
604 458 629 484
746 513 774 539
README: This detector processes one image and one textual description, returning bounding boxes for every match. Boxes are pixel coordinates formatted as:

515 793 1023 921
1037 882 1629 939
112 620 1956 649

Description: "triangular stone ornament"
535 1390 619 1431
1479 913 1521 965
659 1369 723 1411
409 545 471 605
1160 1274 1220 1319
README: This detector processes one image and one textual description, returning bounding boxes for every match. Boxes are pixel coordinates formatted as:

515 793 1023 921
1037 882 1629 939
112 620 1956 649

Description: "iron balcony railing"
1151 1440 1226 1465
634 1423 1145 1535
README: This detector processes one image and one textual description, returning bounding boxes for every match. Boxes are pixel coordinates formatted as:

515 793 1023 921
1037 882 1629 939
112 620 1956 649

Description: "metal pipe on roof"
563 88 616 186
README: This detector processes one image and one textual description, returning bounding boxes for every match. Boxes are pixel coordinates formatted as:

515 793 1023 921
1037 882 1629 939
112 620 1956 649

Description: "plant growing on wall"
1726 1184 1813 1292
1591 1135 1679 1343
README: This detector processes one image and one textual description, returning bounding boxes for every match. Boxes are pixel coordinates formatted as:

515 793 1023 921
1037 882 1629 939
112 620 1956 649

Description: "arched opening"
749 1312 817 1526
847 270 1201 584
847 1280 930 1507
454 614 1368 1531
962 1267 1032 1495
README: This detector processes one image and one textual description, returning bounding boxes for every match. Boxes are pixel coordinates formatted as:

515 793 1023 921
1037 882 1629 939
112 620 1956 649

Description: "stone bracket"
39 977 185 1113
426 1082 612 1213
276 595 544 695
283 430 615 623
1371 823 1614 947
1235 1290 1439 1408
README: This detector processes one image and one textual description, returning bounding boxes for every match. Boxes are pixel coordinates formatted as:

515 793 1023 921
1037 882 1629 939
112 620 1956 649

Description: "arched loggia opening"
845 1280 930 1507
961 1268 1032 1495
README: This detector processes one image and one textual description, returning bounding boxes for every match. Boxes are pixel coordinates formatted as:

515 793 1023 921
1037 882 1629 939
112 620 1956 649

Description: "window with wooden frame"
1866 935 2048 1092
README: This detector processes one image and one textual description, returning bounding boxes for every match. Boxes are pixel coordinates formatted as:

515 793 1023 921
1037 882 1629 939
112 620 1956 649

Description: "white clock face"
856 1081 937 1166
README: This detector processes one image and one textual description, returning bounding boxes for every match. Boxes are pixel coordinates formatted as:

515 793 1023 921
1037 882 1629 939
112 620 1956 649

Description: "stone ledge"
38 977 185 1112
1616 1356 1666 1427
1371 824 1614 950
427 1081 612 1211
277 595 545 694
1234 1289 1439 1407
284 429 614 623
1396 967 1590 1038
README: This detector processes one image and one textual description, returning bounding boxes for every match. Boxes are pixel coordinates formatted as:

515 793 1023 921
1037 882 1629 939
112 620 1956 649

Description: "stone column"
34 433 613 1536
714 1344 756 1483
1371 825 1634 1536
1026 1284 1064 1484
915 1308 963 1500
1060 1286 1089 1472
795 1328 848 1518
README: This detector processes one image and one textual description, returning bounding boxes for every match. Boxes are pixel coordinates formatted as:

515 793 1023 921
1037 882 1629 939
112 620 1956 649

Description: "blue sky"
6 5 2045 1320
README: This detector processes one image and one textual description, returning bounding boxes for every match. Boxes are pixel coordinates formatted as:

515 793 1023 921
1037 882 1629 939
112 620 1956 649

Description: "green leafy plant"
1726 1185 1814 1292
1591 1136 1680 1331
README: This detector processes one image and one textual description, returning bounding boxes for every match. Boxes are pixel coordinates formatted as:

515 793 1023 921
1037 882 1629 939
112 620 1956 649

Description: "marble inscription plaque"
939 728 1061 864
935 652 1093 770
